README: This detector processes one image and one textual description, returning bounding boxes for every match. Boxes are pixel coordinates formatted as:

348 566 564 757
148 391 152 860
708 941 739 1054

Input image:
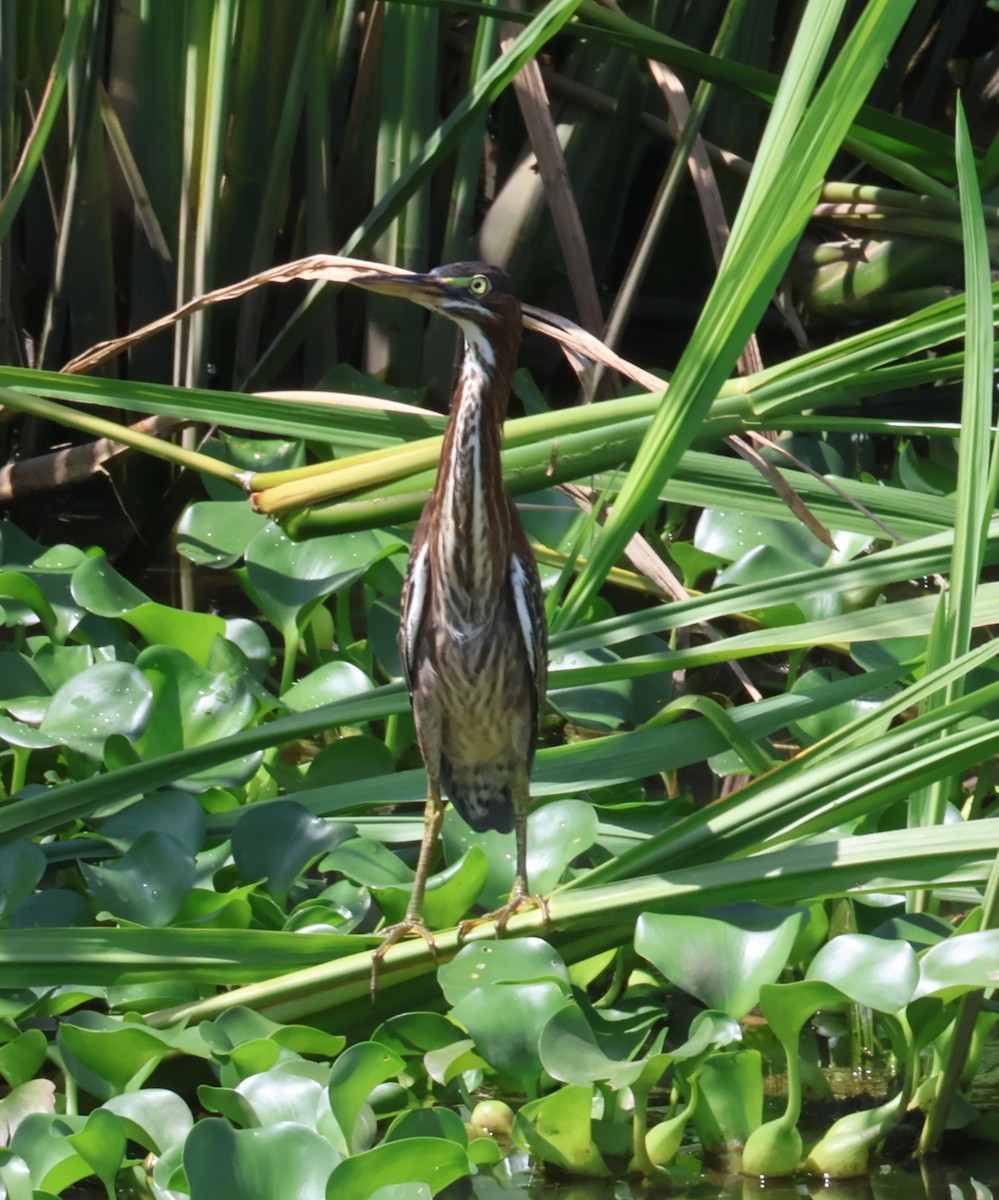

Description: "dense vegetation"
0 0 998 1194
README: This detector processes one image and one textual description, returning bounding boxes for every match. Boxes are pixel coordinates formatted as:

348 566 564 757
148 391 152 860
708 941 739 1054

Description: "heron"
355 262 548 976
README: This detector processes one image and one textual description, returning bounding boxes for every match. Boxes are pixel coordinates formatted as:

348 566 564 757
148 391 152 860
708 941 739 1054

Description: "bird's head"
354 262 520 336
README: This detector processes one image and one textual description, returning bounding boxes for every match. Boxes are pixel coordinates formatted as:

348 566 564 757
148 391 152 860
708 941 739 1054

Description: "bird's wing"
508 546 548 721
399 540 430 696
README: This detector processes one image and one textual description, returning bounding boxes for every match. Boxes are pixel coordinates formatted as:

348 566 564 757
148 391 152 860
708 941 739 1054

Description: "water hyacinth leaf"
72 551 229 661
0 572 58 637
0 652 52 720
39 661 154 758
58 1011 207 1100
81 831 196 927
806 933 919 1012
442 799 597 910
284 880 370 934
136 644 258 755
915 929 999 1000
203 1007 345 1061
0 712 57 749
327 1042 406 1155
198 1084 258 1129
0 1030 47 1089
758 980 841 1047
372 846 488 929
281 660 374 709
232 801 347 902
234 1065 329 1129
176 500 270 568
788 667 901 745
635 905 806 1019
0 1081 56 1147
382 1106 467 1145
325 1137 467 1198
12 888 93 929
321 837 415 887
539 999 647 1088
547 645 671 730
245 523 398 637
183 1118 338 1200
438 938 571 1005
694 508 829 568
102 1089 194 1154
804 1092 904 1178
450 979 568 1088
369 1186 431 1200
305 734 395 789
9 1114 89 1195
0 841 46 925
372 1012 465 1059
0 1150 33 1200
513 1085 609 1177
691 1050 764 1156
94 790 207 856
424 1039 488 1087
66 1108 127 1197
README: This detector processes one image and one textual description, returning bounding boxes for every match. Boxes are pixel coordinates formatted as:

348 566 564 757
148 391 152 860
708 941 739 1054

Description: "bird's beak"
351 270 449 312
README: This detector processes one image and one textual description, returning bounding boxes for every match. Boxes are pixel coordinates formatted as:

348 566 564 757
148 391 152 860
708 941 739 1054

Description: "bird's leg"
370 778 443 996
457 768 548 940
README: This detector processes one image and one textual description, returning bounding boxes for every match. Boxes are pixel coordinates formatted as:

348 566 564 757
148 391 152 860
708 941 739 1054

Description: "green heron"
356 262 548 971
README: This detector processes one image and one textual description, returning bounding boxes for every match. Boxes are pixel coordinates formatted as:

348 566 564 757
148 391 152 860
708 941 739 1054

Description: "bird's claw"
457 889 549 941
370 917 438 999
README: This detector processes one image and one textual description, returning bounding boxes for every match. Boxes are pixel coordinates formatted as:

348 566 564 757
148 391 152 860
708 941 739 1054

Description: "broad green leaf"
245 523 395 638
0 842 46 925
442 798 597 910
39 661 154 758
538 999 647 1088
915 929 999 1001
372 846 488 929
0 1081 56 1147
512 1085 608 1176
788 667 900 745
382 1106 467 1145
438 938 571 1005
282 660 374 709
94 790 207 857
81 831 196 927
806 933 919 1012
177 500 269 568
327 1042 406 1155
635 904 806 1019
691 1050 763 1152
103 1089 194 1154
9 1114 89 1195
57 1011 206 1100
184 1117 338 1200
372 1012 465 1059
0 1149 33 1200
0 1030 47 1089
450 979 567 1088
66 1108 127 1197
232 801 347 902
324 1137 467 1199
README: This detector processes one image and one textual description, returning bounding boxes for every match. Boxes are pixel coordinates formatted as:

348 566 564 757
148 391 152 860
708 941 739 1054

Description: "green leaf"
9 1114 89 1195
324 1137 467 1199
177 500 270 568
245 523 394 638
66 1108 127 1197
94 790 207 857
39 661 154 759
635 904 806 1018
232 800 346 902
58 1011 206 1100
81 831 196 927
690 1050 763 1152
0 842 46 926
184 1117 339 1200
327 1042 406 1155
0 1030 47 1090
512 1085 609 1176
538 999 647 1089
372 846 488 929
0 1149 33 1200
102 1089 194 1155
443 799 597 910
438 938 571 1006
450 979 568 1089
282 661 374 709
806 933 919 1012
916 929 999 1001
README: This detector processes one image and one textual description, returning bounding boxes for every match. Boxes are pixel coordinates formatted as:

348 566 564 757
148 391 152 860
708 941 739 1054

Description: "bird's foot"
457 885 550 941
370 916 437 999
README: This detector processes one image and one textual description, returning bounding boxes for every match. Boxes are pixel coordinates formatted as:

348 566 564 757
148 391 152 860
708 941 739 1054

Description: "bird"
354 262 548 977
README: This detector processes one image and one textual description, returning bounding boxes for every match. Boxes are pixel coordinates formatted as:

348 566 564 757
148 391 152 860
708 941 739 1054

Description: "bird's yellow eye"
468 274 491 296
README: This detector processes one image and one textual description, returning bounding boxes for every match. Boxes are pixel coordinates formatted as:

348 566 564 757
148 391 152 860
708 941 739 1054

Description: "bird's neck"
433 319 519 624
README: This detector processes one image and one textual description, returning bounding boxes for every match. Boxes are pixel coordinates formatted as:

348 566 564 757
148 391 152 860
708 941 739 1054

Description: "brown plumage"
355 263 547 976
